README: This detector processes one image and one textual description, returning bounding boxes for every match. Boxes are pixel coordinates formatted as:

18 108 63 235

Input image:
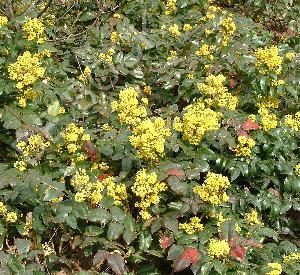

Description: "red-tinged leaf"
236 128 248 137
106 253 126 275
241 120 260 131
231 244 246 262
230 79 236 88
244 239 263 248
180 248 199 264
159 235 172 249
85 141 97 161
286 28 294 36
167 168 185 177
93 250 108 266
98 173 112 181
173 258 191 273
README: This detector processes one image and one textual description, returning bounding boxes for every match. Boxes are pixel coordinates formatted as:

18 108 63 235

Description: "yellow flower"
0 202 7 215
14 160 27 171
132 169 167 219
23 18 45 43
113 13 122 19
144 86 152 95
285 51 295 60
174 100 222 145
168 24 181 37
294 164 300 176
235 136 255 158
16 134 49 157
248 114 256 122
111 87 148 126
197 74 237 110
208 239 230 258
283 252 300 264
245 209 263 226
129 117 171 162
183 24 193 31
255 46 282 75
0 16 8 26
58 107 65 114
258 107 277 132
110 31 120 43
6 212 18 223
8 51 45 90
179 217 204 234
266 263 282 275
167 50 178 61
193 172 230 205
283 112 300 131
164 0 177 15
195 44 215 58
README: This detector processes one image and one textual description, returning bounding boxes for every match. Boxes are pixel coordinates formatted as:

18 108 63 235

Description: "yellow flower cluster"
167 50 178 61
183 24 193 31
110 31 120 43
294 164 300 176
255 46 283 75
0 202 18 223
196 44 215 60
168 24 181 37
14 160 27 171
61 123 90 154
78 66 91 82
197 74 238 110
173 100 222 145
285 51 295 61
99 48 115 63
266 263 282 275
193 172 230 205
113 13 122 19
129 117 171 162
131 169 167 220
102 176 128 208
164 0 177 15
220 15 236 46
0 16 8 26
203 6 221 21
22 18 45 44
258 107 277 132
257 95 279 109
8 51 45 107
283 252 300 264
179 217 204 234
72 169 104 204
245 209 263 226
283 112 300 131
16 134 50 157
111 87 148 126
143 86 152 95
208 239 230 258
235 136 255 158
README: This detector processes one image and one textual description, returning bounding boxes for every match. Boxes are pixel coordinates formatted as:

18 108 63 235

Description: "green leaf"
86 208 110 225
110 206 125 223
15 238 31 254
200 262 213 275
66 215 77 229
167 176 188 195
139 232 153 251
47 100 60 116
106 253 126 275
213 260 224 274
164 214 178 233
107 222 124 241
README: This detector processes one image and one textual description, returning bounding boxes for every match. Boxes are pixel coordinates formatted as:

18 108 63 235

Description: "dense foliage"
0 0 299 274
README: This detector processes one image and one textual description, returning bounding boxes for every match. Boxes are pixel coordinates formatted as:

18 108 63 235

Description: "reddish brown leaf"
241 120 260 131
236 128 249 137
166 168 185 177
230 79 236 88
173 258 191 273
180 248 199 264
85 141 97 162
98 174 112 181
159 235 172 249
231 244 246 262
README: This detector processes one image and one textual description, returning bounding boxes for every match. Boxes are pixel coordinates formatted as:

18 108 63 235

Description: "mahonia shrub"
0 0 299 274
